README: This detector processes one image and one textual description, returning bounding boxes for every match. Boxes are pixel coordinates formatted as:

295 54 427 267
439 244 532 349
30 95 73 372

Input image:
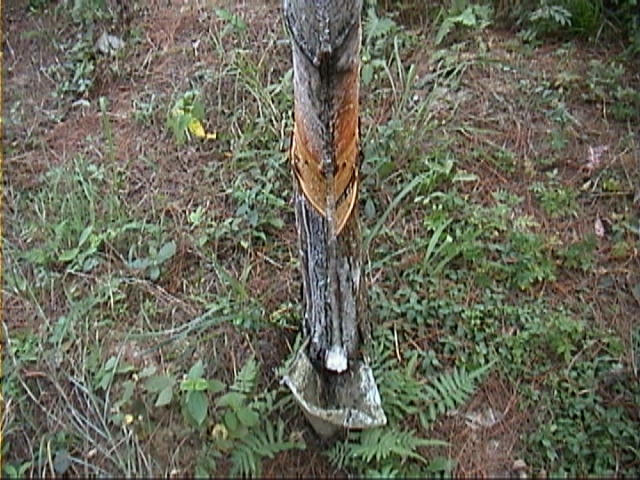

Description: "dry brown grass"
3 0 639 477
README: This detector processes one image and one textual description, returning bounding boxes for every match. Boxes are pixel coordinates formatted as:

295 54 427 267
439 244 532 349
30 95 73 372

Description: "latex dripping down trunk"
281 0 386 438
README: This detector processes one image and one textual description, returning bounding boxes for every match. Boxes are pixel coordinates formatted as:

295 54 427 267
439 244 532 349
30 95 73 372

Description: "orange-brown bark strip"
291 64 360 235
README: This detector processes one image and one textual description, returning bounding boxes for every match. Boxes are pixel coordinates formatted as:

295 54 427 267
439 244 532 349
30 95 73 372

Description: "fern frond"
363 6 398 47
422 362 494 427
326 435 353 470
231 355 258 394
347 428 447 466
328 426 449 476
365 464 401 478
373 332 426 422
230 419 305 478
380 372 423 421
230 443 260 478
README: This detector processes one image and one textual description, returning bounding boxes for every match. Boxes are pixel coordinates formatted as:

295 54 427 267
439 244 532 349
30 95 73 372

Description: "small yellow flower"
124 414 134 425
211 423 228 440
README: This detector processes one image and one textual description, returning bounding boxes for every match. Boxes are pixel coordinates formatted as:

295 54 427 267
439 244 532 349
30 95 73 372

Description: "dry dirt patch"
3 0 639 477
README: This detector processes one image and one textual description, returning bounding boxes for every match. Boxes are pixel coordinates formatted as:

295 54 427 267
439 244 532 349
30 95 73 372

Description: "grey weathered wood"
284 0 366 373
294 188 364 372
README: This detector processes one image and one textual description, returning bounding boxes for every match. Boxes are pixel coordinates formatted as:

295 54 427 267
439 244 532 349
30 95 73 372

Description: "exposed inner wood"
290 66 360 235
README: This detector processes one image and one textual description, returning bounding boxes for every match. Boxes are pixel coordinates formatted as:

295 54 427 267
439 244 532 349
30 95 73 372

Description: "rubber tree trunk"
282 0 386 437
285 0 364 373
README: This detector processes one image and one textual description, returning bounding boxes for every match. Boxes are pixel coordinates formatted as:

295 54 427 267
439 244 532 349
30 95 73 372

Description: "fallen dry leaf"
584 145 608 174
187 118 217 140
594 217 605 237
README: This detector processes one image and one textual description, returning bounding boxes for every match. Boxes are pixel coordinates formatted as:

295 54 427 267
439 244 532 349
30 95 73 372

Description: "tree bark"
284 0 366 373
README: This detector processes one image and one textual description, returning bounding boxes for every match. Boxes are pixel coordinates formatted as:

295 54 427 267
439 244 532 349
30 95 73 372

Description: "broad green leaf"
157 241 176 263
207 379 226 393
58 248 79 263
214 437 234 451
97 371 113 391
195 465 207 478
118 380 135 407
457 7 476 27
236 406 259 428
148 266 160 281
216 391 245 410
130 257 150 270
191 99 205 120
53 450 71 474
116 361 136 374
268 217 284 229
178 113 192 132
186 390 208 426
435 19 454 44
155 385 174 407
23 247 48 266
82 256 100 272
364 198 376 219
18 462 32 477
224 410 238 432
139 365 157 377
103 356 118 370
187 359 204 379
78 224 94 246
144 374 175 393
181 377 208 391
215 8 233 22
362 63 374 86
4 465 17 478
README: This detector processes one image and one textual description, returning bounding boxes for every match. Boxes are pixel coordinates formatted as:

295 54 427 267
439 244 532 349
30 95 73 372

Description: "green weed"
435 0 493 45
585 59 640 122
139 356 304 477
4 1 639 478
325 323 493 476
558 234 597 271
506 316 639 476
530 177 578 219
132 91 160 125
28 0 51 13
128 240 176 281
62 0 111 26
166 90 211 145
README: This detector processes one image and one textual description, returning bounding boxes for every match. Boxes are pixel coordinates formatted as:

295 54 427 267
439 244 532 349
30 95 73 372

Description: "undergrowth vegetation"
3 0 639 477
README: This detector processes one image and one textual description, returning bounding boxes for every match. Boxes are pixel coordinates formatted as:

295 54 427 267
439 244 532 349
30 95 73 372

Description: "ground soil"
3 0 639 477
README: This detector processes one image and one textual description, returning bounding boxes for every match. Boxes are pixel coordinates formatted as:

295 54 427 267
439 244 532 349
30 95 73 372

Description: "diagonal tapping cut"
289 19 361 236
